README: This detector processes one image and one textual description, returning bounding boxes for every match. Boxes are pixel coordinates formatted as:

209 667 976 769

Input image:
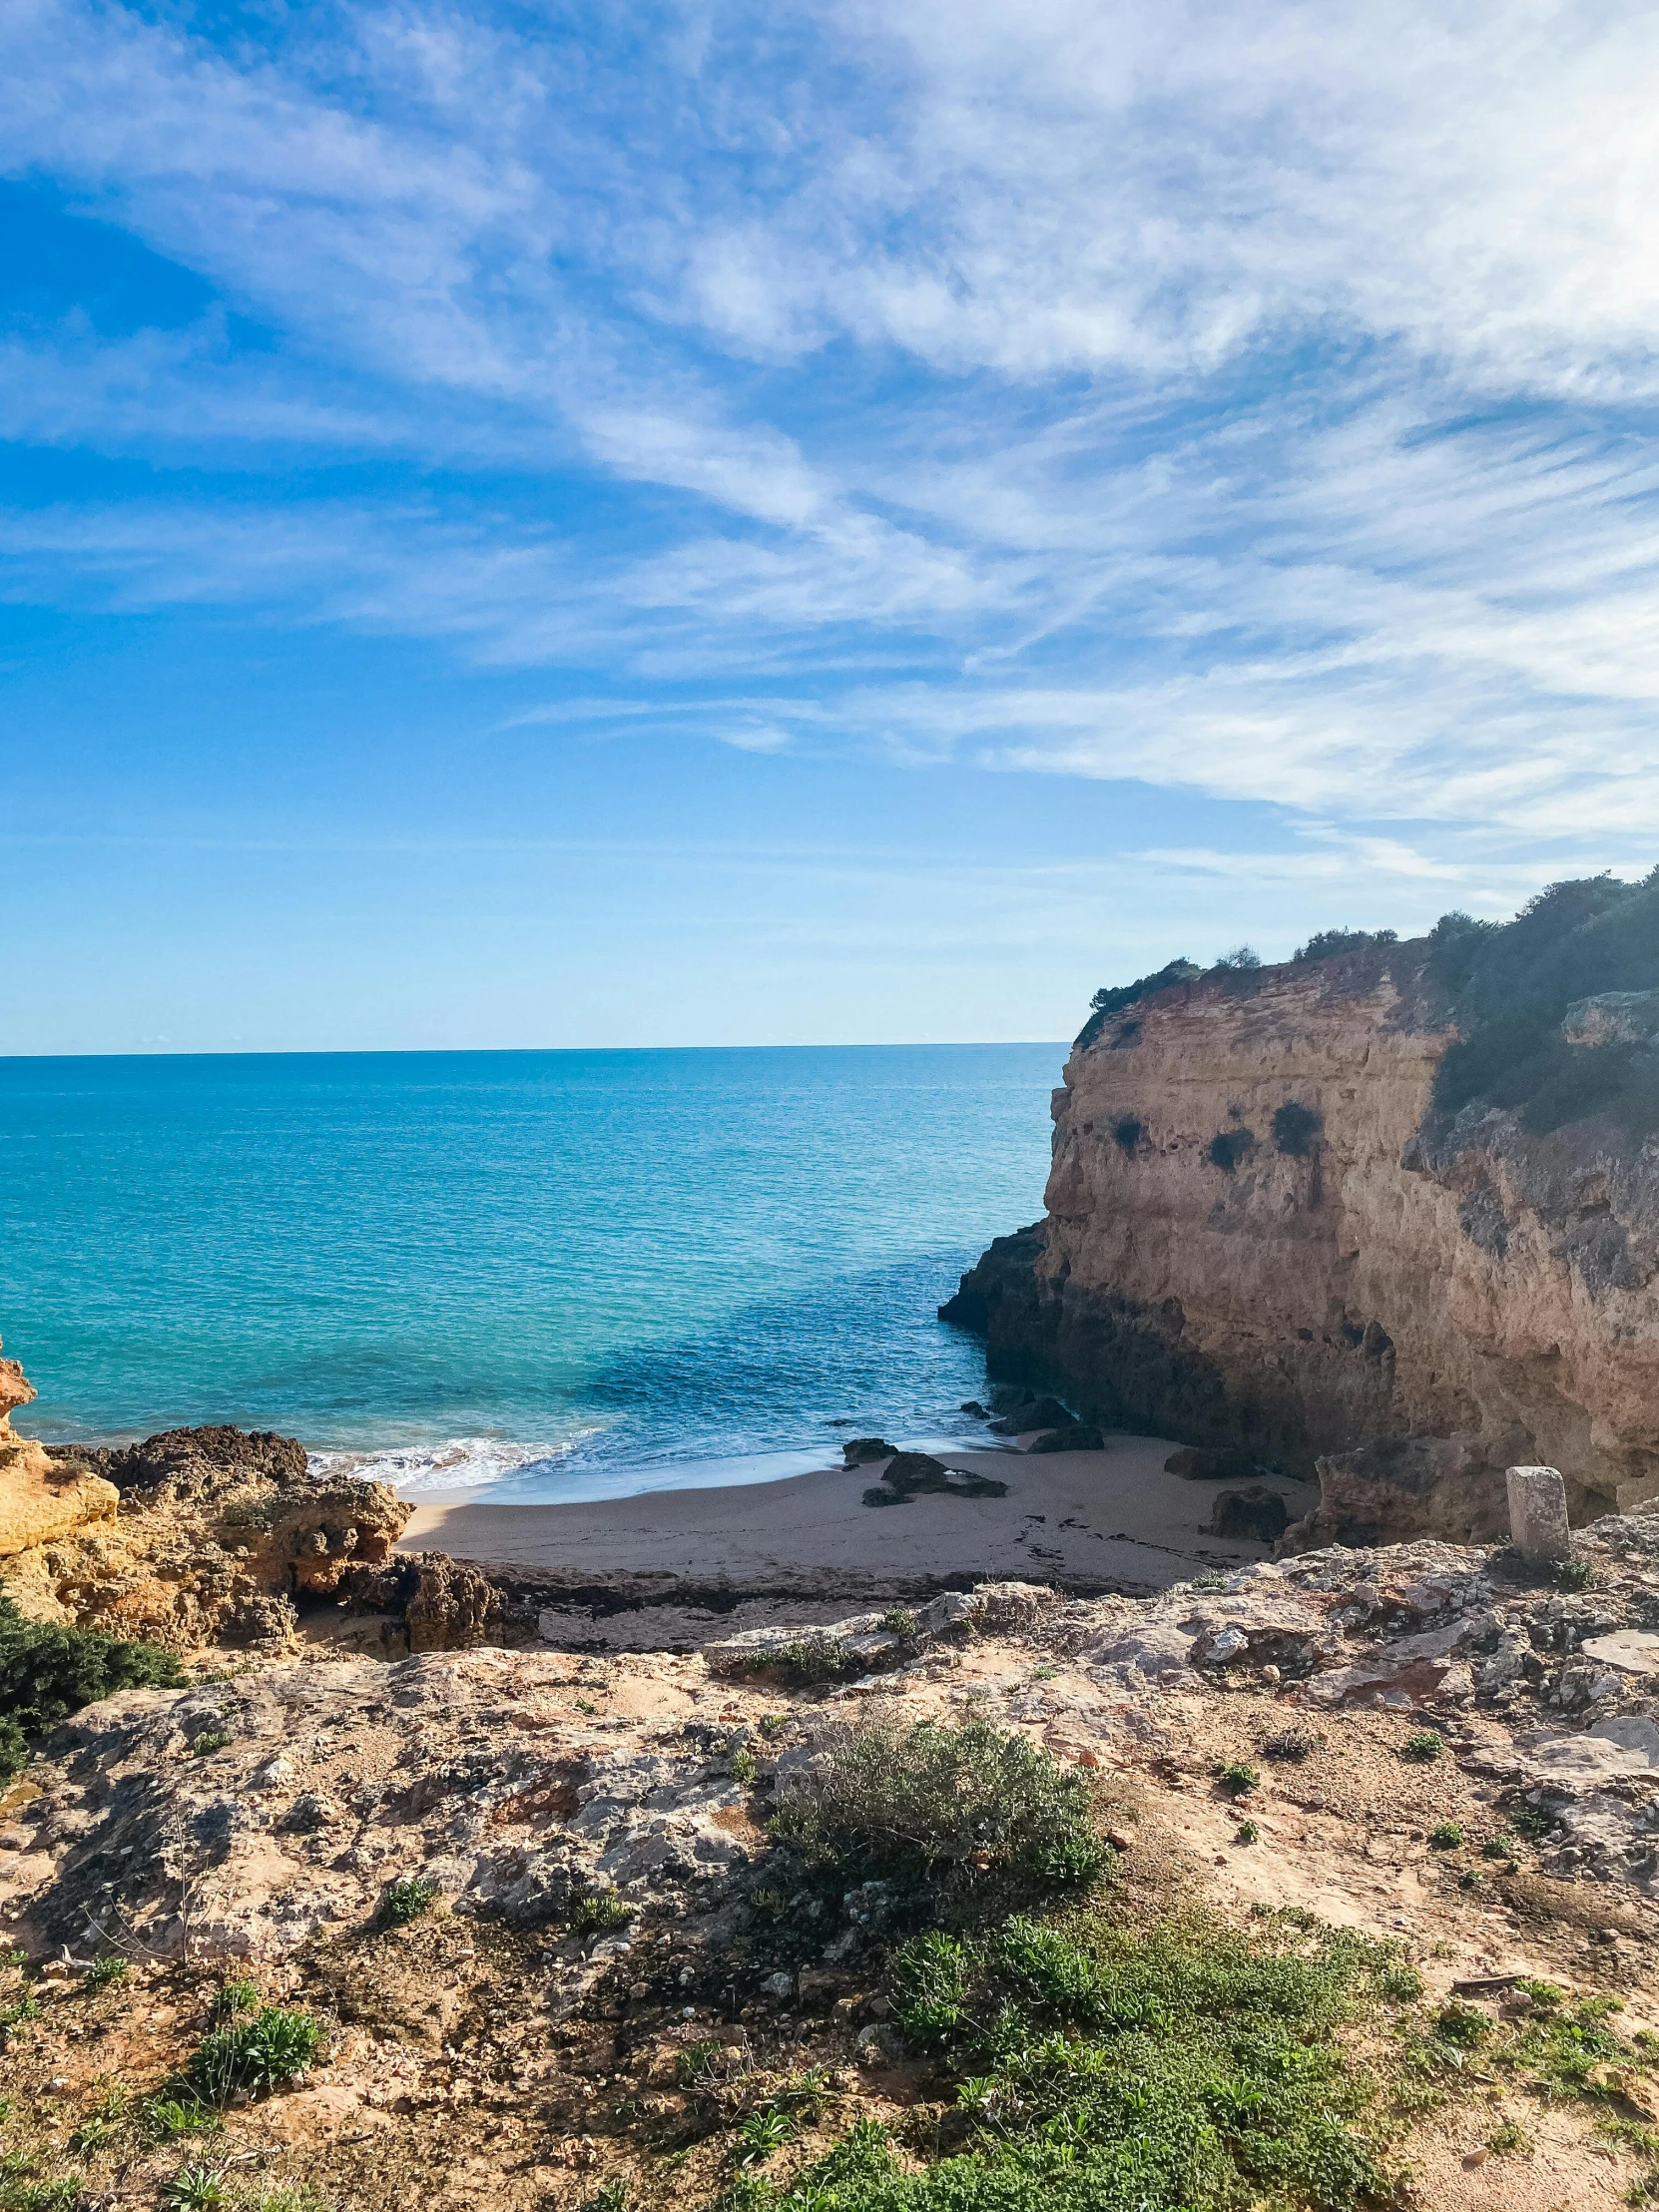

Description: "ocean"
0 1045 1061 1501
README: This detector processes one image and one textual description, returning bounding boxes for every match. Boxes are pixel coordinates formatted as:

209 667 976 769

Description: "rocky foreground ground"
4 1431 1659 2210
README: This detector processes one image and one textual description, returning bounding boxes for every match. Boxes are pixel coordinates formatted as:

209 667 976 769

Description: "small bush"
1427 1823 1464 1850
1509 1802 1558 1840
1215 1762 1259 1798
1551 1556 1595 1592
211 1979 259 2023
1401 1732 1444 1764
1207 1128 1256 1173
1457 1869 1483 1892
1234 1820 1261 1845
1487 2119 1532 2154
878 1610 917 1637
1481 1833 1518 1860
182 2004 320 2105
1432 2000 1491 2047
1213 944 1262 970
1259 1726 1322 1762
377 1879 436 1928
84 1955 128 1990
734 2107 794 2165
732 1749 758 1786
0 1593 183 1762
1294 928 1397 963
189 1732 234 1758
770 1716 1106 1904
573 1891 632 1936
163 2163 228 2211
140 2095 222 2140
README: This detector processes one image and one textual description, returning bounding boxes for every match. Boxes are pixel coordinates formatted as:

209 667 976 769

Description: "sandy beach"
396 1432 1317 1646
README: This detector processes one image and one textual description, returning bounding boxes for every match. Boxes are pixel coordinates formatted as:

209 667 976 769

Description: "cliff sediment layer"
945 913 1659 1542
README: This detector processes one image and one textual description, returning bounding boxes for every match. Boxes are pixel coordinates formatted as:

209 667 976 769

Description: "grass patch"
720 1910 1410 2210
180 2004 321 2106
769 1716 1107 1909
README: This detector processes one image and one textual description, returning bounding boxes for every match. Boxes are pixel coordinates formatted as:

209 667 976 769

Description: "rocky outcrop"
943 937 1659 1538
0 1339 118 1563
0 1352 497 1655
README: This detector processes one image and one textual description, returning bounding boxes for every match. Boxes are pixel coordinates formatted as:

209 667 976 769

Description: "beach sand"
397 1432 1318 1647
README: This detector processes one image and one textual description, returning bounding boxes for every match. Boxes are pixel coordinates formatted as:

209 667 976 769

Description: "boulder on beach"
1207 1484 1291 1541
841 1436 895 1465
1027 1423 1106 1453
861 1451 1009 1507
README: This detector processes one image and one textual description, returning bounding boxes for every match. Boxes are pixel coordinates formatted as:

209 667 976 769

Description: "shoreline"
394 1432 1318 1648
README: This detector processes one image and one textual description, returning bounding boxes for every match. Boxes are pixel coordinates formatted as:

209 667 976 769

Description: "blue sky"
7 0 1659 1051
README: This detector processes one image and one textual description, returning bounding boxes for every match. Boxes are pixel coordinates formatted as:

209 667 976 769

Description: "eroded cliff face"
944 948 1659 1539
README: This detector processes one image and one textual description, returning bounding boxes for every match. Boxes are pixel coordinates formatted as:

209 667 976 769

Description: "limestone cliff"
944 891 1659 1542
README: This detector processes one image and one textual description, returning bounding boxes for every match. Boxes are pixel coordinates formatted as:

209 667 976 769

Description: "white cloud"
5 0 1659 883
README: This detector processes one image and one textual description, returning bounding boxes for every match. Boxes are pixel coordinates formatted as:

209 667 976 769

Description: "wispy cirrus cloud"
5 0 1659 883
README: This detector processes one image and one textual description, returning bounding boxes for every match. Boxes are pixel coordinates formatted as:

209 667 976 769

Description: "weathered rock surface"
0 1357 495 1655
0 1339 119 1562
943 944 1659 1538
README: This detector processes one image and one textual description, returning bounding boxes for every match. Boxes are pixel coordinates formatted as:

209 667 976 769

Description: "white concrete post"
1506 1464 1571 1561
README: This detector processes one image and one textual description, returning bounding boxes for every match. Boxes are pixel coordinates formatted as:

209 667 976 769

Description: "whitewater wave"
306 1432 594 1495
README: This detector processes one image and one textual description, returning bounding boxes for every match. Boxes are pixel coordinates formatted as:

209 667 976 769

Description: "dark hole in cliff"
1207 1128 1255 1172
1272 1101 1323 1156
1111 1115 1144 1153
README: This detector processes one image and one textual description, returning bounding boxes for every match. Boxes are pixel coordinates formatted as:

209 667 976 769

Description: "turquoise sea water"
0 1047 1060 1501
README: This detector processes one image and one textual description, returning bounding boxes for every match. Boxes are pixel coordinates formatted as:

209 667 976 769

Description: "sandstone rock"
0 1341 120 1566
1284 1433 1510 1553
1027 1424 1105 1453
1207 1485 1290 1541
1563 990 1659 1047
702 1581 1058 1680
1507 1464 1571 1562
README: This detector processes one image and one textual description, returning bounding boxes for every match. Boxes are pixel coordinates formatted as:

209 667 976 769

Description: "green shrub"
188 1732 233 1758
84 1956 128 1990
1234 1820 1261 1845
770 1717 1106 1904
573 1891 632 1936
878 1610 918 1637
1509 1802 1558 1840
1401 1732 1443 1764
1294 928 1398 964
182 2005 320 2105
1214 1762 1259 1798
1427 1823 1463 1850
377 1879 436 1928
211 1979 259 2023
163 2164 228 2212
1552 1556 1596 1592
0 1594 182 1760
735 2108 794 2166
1481 1833 1518 1860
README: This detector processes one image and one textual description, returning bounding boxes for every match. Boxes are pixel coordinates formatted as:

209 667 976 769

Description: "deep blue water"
0 1047 1060 1500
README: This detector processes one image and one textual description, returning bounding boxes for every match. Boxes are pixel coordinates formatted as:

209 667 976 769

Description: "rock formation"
0 1338 118 1562
944 889 1659 1543
0 1350 495 1654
